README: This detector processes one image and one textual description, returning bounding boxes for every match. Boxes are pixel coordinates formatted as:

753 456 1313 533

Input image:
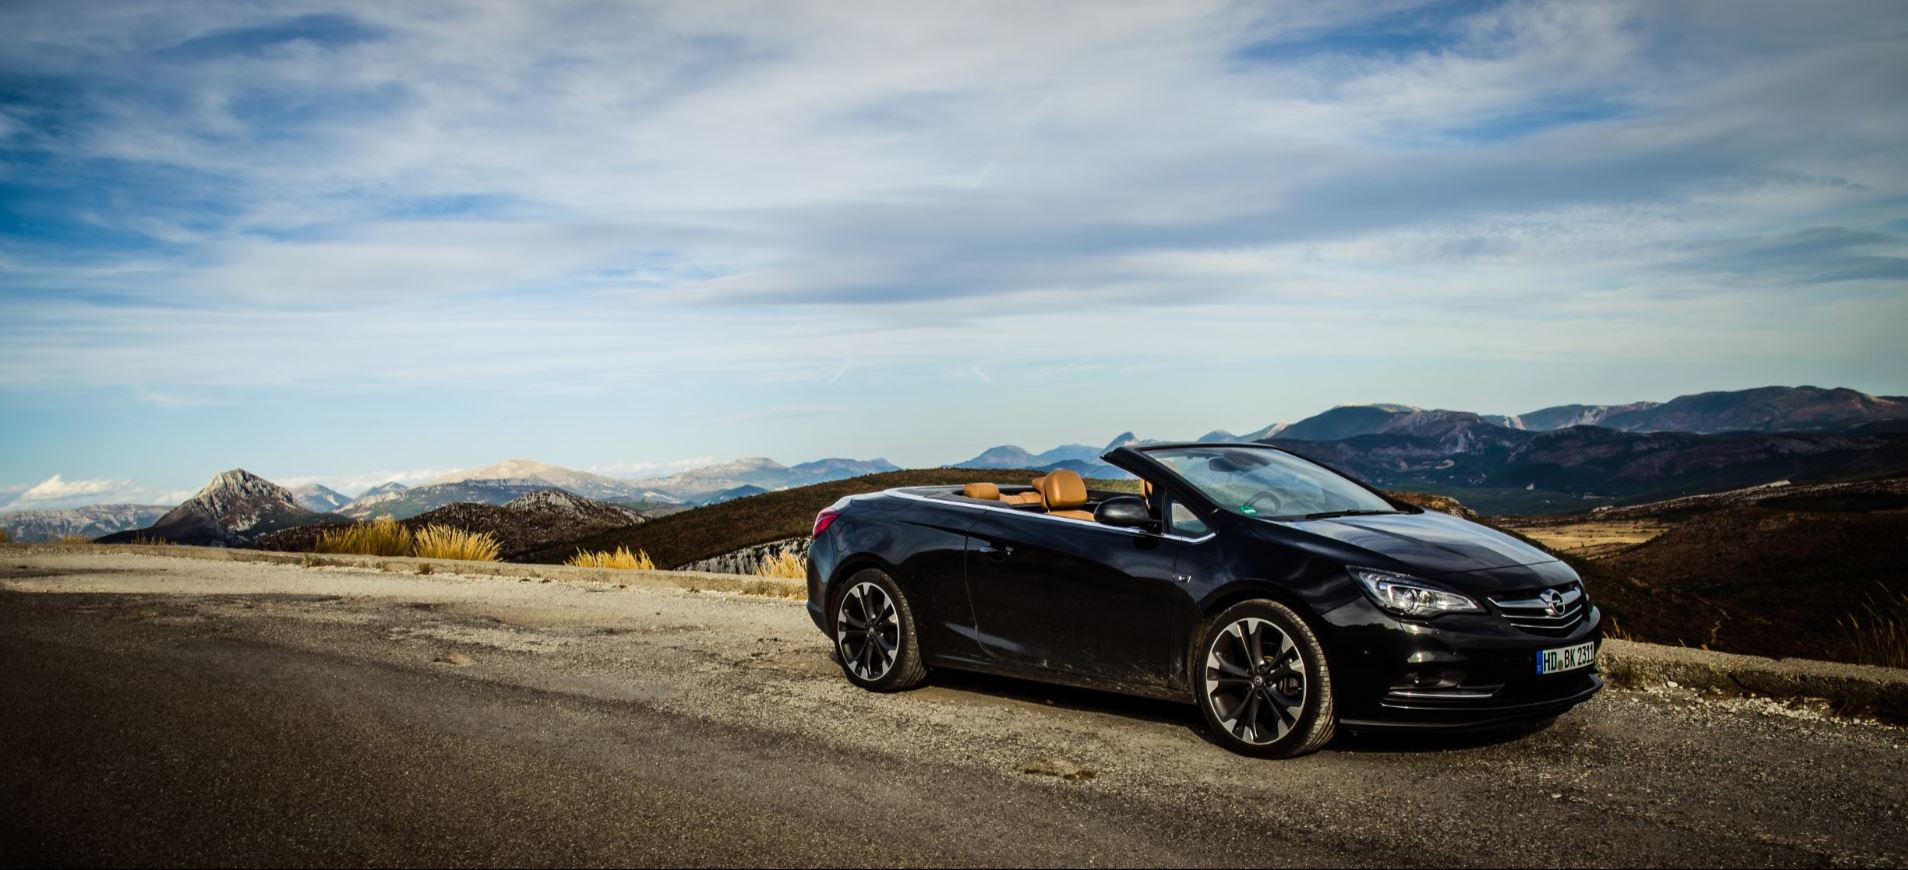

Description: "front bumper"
1320 594 1605 732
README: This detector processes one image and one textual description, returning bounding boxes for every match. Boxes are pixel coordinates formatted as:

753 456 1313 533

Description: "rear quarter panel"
809 492 984 660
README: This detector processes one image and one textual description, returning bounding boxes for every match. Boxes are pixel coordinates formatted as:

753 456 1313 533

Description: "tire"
830 568 927 692
1193 599 1335 758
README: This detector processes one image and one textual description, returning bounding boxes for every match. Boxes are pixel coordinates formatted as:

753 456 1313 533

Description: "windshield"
1146 446 1399 520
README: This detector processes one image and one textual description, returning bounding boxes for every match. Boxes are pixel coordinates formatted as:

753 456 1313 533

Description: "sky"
3 0 1907 508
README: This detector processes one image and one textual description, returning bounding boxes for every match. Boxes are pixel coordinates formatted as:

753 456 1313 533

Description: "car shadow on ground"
908 664 1549 756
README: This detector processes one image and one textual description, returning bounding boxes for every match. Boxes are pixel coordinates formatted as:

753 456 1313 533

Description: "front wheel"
1194 599 1335 757
831 568 927 691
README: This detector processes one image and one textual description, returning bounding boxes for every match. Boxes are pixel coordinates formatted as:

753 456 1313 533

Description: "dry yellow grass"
314 516 414 557
57 534 92 544
566 546 655 570
754 550 807 579
1843 589 1908 670
412 524 502 562
1503 520 1669 560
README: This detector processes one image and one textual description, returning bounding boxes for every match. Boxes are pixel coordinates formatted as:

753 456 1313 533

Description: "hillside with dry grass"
1501 475 1908 667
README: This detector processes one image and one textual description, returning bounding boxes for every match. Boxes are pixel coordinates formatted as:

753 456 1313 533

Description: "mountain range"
29 385 1908 546
0 504 172 542
944 386 1908 512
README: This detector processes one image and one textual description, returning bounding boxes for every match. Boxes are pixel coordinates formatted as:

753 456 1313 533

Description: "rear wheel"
831 568 926 691
1194 599 1335 757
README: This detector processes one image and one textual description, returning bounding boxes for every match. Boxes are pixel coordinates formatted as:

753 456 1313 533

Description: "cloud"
0 0 1904 470
3 474 145 510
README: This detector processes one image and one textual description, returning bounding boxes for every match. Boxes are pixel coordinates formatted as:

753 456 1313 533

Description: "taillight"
812 509 840 538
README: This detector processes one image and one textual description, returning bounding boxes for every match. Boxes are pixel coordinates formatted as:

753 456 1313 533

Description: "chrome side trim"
884 488 1218 544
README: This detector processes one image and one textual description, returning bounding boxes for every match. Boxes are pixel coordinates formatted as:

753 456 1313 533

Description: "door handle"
978 543 1014 560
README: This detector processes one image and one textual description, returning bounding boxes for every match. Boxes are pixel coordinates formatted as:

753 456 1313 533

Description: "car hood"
1276 510 1557 576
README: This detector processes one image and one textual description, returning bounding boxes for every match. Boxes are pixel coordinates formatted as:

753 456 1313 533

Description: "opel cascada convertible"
804 442 1601 757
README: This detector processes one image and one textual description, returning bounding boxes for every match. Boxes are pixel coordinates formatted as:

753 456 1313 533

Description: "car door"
963 510 1186 689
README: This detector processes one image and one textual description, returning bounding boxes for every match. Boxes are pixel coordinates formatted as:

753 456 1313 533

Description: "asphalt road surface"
2 550 1904 868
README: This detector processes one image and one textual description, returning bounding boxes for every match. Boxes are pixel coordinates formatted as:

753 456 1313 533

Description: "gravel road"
2 549 1904 867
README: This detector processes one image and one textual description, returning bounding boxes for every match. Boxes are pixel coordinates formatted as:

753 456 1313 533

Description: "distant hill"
698 484 771 505
1271 421 1908 514
1508 386 1908 434
0 504 170 542
100 469 343 546
336 481 409 515
628 456 900 501
337 479 559 520
950 444 1100 469
427 459 668 502
290 483 351 513
1276 404 1421 441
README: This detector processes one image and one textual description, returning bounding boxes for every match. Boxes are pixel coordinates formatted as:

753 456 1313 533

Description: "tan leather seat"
1000 475 1048 505
1039 470 1095 521
962 482 1001 500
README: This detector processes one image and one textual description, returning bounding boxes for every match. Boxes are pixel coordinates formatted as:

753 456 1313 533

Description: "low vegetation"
315 516 414 557
412 524 502 562
312 516 500 562
0 528 9 543
565 546 656 570
57 534 92 544
754 550 806 579
1843 588 1908 670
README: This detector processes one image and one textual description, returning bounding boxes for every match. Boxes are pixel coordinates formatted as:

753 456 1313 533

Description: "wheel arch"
1190 580 1330 682
823 553 901 630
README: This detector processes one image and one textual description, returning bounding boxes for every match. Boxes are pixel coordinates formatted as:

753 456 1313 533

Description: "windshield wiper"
1300 509 1398 520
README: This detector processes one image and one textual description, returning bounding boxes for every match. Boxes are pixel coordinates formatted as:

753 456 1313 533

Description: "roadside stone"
1019 758 1096 781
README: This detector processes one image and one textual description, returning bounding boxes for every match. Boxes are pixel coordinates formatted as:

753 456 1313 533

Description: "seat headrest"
1139 479 1153 499
1030 475 1047 490
962 482 1000 500
1039 469 1088 510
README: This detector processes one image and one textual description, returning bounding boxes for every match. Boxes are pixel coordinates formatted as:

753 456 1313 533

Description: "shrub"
0 528 9 543
1842 588 1908 670
57 534 91 544
754 550 807 580
315 516 413 557
566 546 655 570
130 534 168 546
412 524 501 562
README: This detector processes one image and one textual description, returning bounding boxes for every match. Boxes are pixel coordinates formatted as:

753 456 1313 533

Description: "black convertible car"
805 442 1601 757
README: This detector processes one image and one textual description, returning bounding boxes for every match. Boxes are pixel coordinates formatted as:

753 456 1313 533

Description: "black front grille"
1489 582 1587 636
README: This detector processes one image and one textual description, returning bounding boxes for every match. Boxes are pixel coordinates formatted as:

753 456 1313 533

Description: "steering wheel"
1243 490 1286 515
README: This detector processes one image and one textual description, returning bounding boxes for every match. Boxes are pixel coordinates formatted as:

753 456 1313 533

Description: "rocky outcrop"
682 536 809 576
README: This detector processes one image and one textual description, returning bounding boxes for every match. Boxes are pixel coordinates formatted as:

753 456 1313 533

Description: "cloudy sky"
3 0 1906 507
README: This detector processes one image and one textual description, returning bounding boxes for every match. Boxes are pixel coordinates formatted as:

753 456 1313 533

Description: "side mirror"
1095 496 1158 531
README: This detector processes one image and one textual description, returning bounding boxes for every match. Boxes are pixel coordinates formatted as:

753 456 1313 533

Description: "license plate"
1537 641 1596 675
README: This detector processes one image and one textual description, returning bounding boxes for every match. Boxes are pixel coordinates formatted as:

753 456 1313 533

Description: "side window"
1166 497 1210 537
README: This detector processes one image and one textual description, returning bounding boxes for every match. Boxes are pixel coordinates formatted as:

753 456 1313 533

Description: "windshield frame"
1119 443 1410 523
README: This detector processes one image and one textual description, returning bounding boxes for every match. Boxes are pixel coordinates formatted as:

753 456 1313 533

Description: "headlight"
1349 567 1482 618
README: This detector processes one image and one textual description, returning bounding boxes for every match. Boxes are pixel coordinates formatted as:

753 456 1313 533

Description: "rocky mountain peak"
193 469 298 512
